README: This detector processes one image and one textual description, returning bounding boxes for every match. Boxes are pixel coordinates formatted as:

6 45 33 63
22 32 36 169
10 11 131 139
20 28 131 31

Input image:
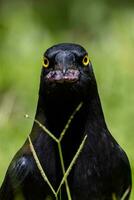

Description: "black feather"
0 43 132 200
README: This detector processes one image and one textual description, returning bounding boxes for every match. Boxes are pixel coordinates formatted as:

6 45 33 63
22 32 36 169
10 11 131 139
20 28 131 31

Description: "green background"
0 0 134 198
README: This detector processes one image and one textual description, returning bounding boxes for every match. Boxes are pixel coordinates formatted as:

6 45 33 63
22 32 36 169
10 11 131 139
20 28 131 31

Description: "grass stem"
57 142 72 200
28 135 57 197
57 134 87 194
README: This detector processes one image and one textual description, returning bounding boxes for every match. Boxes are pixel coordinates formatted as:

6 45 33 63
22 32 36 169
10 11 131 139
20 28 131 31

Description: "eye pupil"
84 57 87 63
44 59 48 65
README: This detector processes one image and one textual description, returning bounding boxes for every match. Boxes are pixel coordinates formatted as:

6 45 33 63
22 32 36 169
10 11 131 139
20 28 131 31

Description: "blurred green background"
0 0 134 198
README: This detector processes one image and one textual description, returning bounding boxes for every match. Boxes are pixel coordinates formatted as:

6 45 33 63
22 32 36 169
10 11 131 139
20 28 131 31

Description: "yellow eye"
43 57 49 68
82 55 90 66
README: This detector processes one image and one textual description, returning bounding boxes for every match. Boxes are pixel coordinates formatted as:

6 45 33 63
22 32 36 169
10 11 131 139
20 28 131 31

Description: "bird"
0 43 132 200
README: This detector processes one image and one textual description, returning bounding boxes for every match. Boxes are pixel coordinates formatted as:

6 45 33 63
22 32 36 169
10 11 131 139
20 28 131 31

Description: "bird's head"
39 43 97 101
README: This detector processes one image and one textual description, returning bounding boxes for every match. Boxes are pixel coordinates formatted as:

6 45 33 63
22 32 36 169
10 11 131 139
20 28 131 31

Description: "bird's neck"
34 94 80 136
32 90 106 138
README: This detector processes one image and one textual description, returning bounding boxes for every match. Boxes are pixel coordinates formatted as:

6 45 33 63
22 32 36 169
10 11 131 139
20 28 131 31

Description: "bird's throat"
36 95 81 137
33 88 106 139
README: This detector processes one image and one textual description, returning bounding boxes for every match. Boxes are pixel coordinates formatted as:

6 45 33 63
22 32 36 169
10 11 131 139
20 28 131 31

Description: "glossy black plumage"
0 43 132 200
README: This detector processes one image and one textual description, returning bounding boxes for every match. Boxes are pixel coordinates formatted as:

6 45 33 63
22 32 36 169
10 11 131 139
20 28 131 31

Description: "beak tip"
63 68 66 75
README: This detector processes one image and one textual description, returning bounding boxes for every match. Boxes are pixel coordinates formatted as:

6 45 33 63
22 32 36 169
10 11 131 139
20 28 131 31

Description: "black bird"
0 43 132 200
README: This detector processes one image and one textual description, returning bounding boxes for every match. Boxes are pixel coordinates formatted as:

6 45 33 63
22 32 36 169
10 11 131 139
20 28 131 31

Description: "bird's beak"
46 51 80 83
62 65 67 75
55 51 76 73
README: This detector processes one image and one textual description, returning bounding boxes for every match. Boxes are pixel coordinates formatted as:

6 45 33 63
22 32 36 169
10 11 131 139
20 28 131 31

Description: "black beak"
55 51 76 74
46 51 80 83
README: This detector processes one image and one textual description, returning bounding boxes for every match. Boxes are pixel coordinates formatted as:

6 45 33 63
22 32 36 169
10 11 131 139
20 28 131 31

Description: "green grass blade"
28 136 57 197
56 134 87 194
57 142 72 200
25 114 59 143
59 102 83 142
34 119 59 143
121 187 131 200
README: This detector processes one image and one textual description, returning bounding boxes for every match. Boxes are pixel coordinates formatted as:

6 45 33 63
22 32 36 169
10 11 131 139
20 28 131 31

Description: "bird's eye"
43 57 49 68
82 55 90 66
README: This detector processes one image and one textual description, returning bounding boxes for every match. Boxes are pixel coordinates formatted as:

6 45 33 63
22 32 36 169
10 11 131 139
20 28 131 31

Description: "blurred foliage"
0 0 134 198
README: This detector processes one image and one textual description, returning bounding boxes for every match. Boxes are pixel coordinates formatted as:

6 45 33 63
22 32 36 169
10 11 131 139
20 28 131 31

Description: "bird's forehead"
44 43 87 58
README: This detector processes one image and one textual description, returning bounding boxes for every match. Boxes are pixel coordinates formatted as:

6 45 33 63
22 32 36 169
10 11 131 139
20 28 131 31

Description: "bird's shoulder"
7 144 34 188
